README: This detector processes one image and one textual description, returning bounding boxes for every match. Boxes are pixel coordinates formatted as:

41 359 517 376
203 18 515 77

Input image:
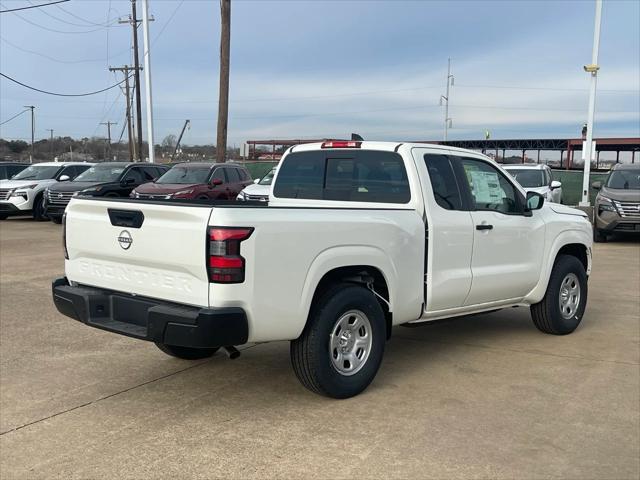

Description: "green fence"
550 170 608 205
241 161 278 180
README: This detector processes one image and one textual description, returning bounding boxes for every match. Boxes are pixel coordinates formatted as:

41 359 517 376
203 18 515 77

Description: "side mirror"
253 178 260 184
591 180 602 190
212 178 223 186
58 175 70 182
526 191 545 211
550 180 562 190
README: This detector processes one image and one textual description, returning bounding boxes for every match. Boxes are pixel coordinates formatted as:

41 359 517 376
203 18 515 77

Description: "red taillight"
321 141 361 149
207 227 253 283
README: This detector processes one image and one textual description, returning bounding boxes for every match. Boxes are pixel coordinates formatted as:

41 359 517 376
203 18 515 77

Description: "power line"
0 108 30 126
0 72 132 97
0 0 68 13
456 83 638 94
55 1 121 26
25 0 117 27
0 35 129 64
2 5 118 33
151 0 184 46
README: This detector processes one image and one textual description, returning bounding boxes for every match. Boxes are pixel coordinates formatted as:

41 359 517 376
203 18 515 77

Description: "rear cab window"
273 150 411 204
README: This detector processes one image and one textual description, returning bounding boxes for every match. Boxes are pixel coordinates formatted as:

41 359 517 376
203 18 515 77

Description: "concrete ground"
0 218 638 479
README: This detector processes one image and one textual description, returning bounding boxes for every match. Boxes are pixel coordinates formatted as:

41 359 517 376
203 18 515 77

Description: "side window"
210 168 226 183
424 154 463 210
8 165 23 177
122 167 144 183
238 168 250 181
0 167 6 179
60 166 78 179
140 166 157 181
458 157 522 214
75 165 91 177
545 169 552 185
226 168 240 183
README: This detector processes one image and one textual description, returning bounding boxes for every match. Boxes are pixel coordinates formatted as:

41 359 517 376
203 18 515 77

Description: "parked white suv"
53 142 592 398
0 162 92 220
504 164 562 203
236 167 277 202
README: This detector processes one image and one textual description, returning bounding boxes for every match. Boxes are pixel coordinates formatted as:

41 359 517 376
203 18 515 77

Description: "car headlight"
236 191 247 201
173 189 194 196
81 186 103 195
596 195 617 213
10 184 37 197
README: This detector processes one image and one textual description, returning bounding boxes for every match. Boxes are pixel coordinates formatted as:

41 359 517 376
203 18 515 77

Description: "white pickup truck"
52 141 592 398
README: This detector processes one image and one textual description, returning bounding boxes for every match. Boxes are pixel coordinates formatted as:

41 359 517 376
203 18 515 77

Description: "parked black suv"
44 162 169 223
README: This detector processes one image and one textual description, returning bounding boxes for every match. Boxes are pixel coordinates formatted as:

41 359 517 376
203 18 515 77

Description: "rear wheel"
290 283 386 398
155 343 219 360
531 255 588 335
32 195 47 221
0 214 8 220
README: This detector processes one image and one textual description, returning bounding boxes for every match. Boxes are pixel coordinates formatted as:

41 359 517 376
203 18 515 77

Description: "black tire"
593 227 607 243
155 343 219 360
0 214 8 220
104 192 120 198
32 194 47 221
531 255 588 335
290 283 386 399
50 215 63 224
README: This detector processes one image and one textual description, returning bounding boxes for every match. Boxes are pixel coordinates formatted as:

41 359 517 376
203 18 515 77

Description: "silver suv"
592 164 640 242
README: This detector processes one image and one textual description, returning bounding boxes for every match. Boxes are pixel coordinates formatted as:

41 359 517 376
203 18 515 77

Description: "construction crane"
171 119 191 161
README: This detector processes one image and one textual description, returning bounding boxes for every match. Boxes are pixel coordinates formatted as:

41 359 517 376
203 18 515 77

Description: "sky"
0 0 639 147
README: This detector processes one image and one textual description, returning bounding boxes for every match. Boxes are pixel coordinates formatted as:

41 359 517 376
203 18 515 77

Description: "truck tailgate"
64 198 213 307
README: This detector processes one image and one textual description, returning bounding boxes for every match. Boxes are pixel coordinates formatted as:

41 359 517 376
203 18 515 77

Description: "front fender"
524 228 592 304
296 245 399 338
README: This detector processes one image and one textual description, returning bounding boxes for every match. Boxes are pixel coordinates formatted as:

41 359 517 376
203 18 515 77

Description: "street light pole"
141 0 155 163
440 58 454 142
580 0 602 207
46 128 53 159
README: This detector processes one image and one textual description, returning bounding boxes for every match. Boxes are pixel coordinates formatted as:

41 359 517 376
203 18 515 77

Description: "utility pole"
119 1 144 162
24 105 35 163
216 0 231 163
100 121 117 160
46 128 54 159
439 58 454 142
141 0 155 163
109 66 135 161
580 0 603 207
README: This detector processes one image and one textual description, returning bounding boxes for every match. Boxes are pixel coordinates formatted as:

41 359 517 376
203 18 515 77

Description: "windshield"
75 166 124 182
506 169 545 188
258 168 277 186
156 167 211 184
11 165 61 180
606 170 640 190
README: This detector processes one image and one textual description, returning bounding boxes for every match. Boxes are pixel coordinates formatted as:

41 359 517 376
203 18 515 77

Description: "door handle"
476 224 493 231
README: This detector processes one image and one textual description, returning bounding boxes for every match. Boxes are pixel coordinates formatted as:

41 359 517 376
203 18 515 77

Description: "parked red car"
131 162 252 200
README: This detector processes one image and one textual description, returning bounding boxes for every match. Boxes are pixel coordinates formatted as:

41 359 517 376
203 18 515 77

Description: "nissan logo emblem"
117 230 133 250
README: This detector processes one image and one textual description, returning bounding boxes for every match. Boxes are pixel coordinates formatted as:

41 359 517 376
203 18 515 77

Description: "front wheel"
155 343 219 360
290 283 386 398
50 215 63 224
32 195 47 221
531 255 588 335
593 227 607 243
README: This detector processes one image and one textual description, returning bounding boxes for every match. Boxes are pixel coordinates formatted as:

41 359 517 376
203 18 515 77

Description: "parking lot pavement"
0 218 638 479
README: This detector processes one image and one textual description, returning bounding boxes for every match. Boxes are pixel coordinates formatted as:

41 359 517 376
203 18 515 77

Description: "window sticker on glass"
468 171 504 204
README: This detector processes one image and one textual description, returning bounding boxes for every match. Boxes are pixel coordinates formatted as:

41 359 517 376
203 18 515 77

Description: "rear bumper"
52 277 248 348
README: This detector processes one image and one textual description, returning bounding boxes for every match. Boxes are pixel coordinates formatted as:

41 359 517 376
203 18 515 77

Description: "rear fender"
297 246 398 338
